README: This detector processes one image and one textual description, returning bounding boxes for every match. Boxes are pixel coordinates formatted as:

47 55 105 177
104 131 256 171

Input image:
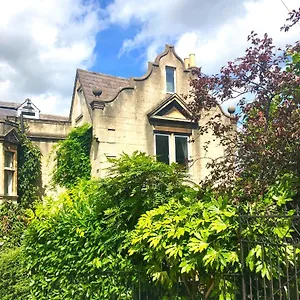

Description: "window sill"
0 195 18 203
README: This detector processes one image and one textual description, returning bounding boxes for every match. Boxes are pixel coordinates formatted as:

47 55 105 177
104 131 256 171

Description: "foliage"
0 247 30 299
0 131 39 299
189 32 300 199
129 175 298 299
24 181 132 299
102 151 188 229
0 201 28 252
52 124 92 188
281 7 300 32
18 130 42 208
17 12 300 299
130 193 238 299
23 152 189 299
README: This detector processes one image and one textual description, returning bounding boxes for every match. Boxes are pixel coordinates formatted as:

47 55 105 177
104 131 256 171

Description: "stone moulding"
88 44 192 107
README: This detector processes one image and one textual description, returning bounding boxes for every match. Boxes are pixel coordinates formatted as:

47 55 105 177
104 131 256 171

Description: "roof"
40 114 69 122
0 102 19 118
77 69 130 104
0 101 69 122
0 101 20 109
0 109 18 118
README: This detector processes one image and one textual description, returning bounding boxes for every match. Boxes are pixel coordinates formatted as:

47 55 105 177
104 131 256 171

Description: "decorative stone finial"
227 106 236 115
92 88 102 97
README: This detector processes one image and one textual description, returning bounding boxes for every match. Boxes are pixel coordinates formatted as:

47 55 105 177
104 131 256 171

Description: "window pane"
4 171 13 195
166 67 175 93
155 135 169 164
175 136 188 167
5 152 13 168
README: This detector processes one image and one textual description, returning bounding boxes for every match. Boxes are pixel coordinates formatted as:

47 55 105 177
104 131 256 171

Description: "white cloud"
108 0 299 74
1 0 298 116
0 0 102 115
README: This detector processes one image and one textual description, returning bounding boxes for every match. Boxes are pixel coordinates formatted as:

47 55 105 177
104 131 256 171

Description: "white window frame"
166 66 176 94
174 134 189 166
4 151 16 196
154 133 190 167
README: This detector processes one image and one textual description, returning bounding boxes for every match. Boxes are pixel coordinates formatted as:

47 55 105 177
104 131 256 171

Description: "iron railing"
239 208 300 300
94 209 300 299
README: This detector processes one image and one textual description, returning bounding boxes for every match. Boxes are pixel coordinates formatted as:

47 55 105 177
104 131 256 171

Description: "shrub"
0 202 28 252
23 152 190 299
0 247 30 300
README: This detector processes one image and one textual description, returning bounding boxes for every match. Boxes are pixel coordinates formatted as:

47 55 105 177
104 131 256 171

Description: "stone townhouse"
0 44 232 201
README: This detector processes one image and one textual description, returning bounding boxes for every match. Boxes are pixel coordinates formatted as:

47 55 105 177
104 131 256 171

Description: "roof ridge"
0 101 20 105
77 68 129 81
0 101 20 109
40 113 68 117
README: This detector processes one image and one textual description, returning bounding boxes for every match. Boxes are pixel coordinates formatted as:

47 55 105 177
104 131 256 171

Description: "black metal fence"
99 209 300 299
238 209 300 300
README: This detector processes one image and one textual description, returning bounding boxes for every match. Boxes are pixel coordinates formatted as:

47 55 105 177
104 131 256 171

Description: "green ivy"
18 130 42 208
52 124 92 188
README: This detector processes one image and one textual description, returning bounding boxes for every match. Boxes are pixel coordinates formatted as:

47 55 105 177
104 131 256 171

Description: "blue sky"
92 0 148 78
93 23 146 78
0 0 298 115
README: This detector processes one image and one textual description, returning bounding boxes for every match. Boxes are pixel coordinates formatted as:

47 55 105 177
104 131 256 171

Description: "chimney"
184 57 190 69
189 53 196 67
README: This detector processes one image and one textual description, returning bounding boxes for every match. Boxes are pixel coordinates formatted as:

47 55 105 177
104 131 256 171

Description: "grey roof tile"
39 114 69 122
77 69 130 104
0 101 19 109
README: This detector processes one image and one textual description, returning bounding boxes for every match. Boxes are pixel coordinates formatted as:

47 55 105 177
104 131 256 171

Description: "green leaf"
210 219 227 233
149 235 162 248
188 238 209 253
203 248 218 267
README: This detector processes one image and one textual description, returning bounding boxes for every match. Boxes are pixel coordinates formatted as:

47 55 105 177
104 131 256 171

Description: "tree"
188 32 300 200
281 7 300 32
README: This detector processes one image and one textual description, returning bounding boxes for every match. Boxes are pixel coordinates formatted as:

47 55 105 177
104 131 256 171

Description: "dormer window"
166 66 175 93
17 98 40 120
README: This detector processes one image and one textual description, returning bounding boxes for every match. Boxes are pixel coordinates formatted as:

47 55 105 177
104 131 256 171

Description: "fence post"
239 212 247 300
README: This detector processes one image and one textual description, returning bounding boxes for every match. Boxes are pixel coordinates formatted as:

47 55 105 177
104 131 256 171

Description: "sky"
0 0 299 116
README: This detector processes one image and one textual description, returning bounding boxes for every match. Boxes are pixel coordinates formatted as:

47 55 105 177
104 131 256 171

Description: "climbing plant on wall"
52 124 92 188
17 131 42 208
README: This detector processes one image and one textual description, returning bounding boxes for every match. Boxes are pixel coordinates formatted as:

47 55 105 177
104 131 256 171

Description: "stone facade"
0 45 232 201
71 44 232 182
0 100 71 202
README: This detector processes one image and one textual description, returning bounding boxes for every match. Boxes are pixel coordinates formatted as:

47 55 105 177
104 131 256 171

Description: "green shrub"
129 175 298 299
23 152 190 299
0 247 30 300
0 202 28 251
